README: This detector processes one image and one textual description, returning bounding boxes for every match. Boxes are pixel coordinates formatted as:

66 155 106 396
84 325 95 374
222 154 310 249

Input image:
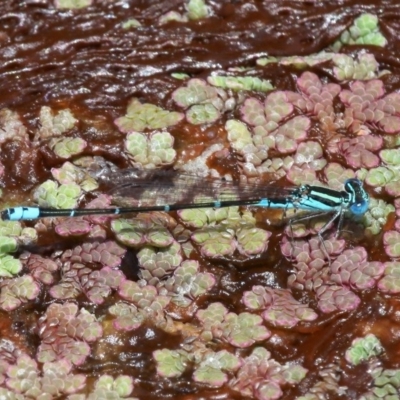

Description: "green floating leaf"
0 220 22 237
0 254 22 277
334 13 387 50
225 119 253 152
384 231 400 258
171 72 190 80
34 180 82 209
121 19 141 29
153 349 188 378
378 262 400 294
345 333 383 365
51 161 99 192
95 375 134 397
115 98 184 132
333 53 379 81
186 0 210 20
0 236 18 254
112 217 174 248
193 350 240 387
186 103 220 125
125 131 176 168
54 0 92 8
192 228 236 258
363 198 395 235
237 227 271 256
51 137 87 159
38 106 78 139
207 76 273 92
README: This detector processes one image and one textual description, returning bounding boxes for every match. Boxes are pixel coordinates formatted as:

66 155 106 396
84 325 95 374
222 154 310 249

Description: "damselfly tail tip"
1 209 10 221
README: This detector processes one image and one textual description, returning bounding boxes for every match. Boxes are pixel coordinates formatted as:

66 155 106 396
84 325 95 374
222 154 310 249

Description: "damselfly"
1 170 369 231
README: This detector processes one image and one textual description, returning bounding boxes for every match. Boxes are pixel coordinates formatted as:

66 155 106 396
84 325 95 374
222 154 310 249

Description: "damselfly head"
344 179 369 216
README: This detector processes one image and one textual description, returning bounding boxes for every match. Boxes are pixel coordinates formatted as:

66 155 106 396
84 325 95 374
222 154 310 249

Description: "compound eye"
350 200 369 215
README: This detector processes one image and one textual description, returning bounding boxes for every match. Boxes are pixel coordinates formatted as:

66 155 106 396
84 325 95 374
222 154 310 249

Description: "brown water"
1 1 400 398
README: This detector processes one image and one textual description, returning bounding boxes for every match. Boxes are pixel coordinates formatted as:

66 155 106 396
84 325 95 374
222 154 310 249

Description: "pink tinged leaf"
264 91 293 123
0 276 40 311
384 231 400 257
378 262 400 293
316 285 361 313
297 72 322 96
55 219 92 237
379 115 400 134
241 98 267 126
256 381 283 400
24 254 59 285
364 80 385 98
49 280 81 300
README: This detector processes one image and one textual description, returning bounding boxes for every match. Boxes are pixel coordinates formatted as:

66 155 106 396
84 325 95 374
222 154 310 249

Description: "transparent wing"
98 168 298 207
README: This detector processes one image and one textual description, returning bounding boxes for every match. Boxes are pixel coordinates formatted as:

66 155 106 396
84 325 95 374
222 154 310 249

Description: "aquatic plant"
5 355 86 399
49 137 87 159
186 0 210 20
37 106 77 139
172 79 227 125
153 347 241 387
68 375 136 400
193 350 241 386
22 253 58 285
241 91 311 155
242 286 318 328
55 218 92 237
286 141 327 185
61 241 126 268
257 52 332 68
335 135 382 169
383 231 400 258
153 348 191 378
158 259 216 307
340 80 400 134
332 52 381 81
324 162 357 190
112 214 175 248
0 275 40 311
296 364 346 399
124 131 176 168
33 180 82 209
137 241 182 285
55 0 93 8
121 19 141 29
362 198 395 235
330 247 385 290
207 75 273 92
51 162 99 192
113 281 170 330
378 262 400 293
361 366 400 400
159 11 188 24
108 302 144 332
114 98 184 132
229 347 308 400
364 149 400 197
0 108 29 143
316 285 361 313
49 264 125 304
282 237 345 290
333 13 387 50
37 302 103 365
196 302 271 347
345 334 383 365
0 255 21 278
